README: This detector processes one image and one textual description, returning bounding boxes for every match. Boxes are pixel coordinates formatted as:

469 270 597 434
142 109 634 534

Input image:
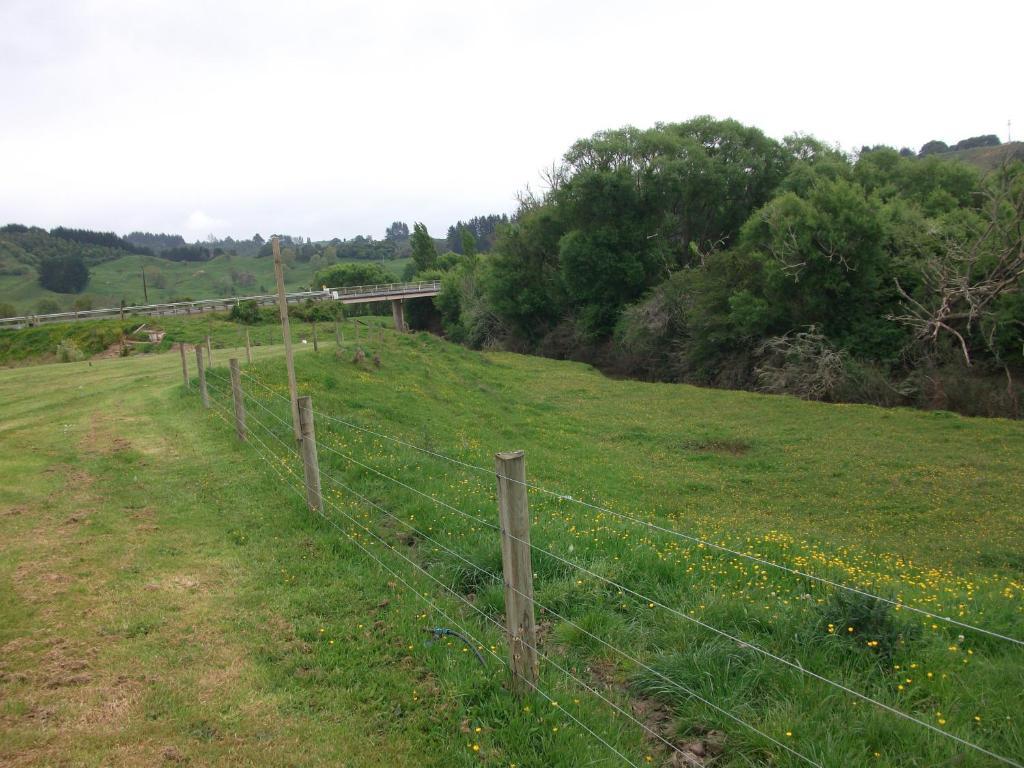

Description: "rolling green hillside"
0 247 411 317
2 318 1020 766
940 141 1024 171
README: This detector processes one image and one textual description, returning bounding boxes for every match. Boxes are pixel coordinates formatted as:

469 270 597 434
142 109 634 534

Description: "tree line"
416 117 1023 418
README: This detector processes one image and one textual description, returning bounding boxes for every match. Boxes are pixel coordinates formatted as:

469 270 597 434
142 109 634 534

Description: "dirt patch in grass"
680 437 752 456
79 413 134 455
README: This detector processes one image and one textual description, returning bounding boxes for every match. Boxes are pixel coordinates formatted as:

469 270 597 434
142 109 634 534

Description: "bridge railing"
326 280 441 298
0 280 442 330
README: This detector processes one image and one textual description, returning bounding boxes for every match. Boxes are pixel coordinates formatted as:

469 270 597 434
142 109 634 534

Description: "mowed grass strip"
3 349 622 767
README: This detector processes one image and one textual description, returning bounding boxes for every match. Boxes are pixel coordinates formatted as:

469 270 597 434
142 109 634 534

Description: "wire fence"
196 356 1023 768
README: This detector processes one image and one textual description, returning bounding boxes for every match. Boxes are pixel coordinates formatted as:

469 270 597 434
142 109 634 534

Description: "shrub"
56 339 84 362
289 299 342 322
229 300 262 324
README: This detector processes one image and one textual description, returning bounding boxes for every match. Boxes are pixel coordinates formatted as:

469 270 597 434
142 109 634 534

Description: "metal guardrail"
0 280 441 329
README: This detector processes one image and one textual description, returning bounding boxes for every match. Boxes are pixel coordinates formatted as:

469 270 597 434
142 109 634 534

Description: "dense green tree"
446 214 508 253
556 168 668 335
38 254 89 293
735 176 904 359
315 261 394 287
853 147 979 214
479 117 795 342
460 227 477 257
953 134 1001 151
919 140 949 157
126 232 186 252
486 205 567 342
410 222 438 272
559 117 792 264
385 221 410 241
50 227 141 253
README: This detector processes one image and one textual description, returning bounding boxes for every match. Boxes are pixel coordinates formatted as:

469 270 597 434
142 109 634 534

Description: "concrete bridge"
0 280 441 331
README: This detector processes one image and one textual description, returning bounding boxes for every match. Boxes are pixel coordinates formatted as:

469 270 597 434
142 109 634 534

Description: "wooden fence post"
205 334 213 364
196 346 209 409
273 236 302 442
297 396 323 513
245 329 253 364
334 321 342 347
229 358 246 442
312 321 319 352
495 450 538 693
179 343 189 388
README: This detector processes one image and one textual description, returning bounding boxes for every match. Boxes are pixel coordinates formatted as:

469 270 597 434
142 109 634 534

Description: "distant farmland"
0 252 412 316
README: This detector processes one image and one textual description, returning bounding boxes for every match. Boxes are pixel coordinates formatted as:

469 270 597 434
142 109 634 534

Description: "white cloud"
183 211 228 236
0 0 1020 239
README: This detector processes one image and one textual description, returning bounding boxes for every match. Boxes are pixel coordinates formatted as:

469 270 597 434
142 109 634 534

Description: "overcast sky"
1 0 1020 242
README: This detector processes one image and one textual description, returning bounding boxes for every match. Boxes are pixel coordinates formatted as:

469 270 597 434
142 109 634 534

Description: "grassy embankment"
1 319 1022 766
0 253 412 315
0 309 388 366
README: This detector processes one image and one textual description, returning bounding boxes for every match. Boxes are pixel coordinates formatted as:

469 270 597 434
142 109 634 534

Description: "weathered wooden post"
334 321 342 347
495 450 538 693
205 334 213 364
245 329 253 364
312 321 319 352
196 346 209 409
297 396 323 513
229 358 246 442
179 343 189 388
273 236 302 442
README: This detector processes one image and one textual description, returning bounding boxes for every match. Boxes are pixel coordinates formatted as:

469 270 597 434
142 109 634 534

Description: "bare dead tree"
754 326 848 401
889 162 1024 373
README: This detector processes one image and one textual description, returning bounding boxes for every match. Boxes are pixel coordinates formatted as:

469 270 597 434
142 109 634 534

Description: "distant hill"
0 225 138 274
939 141 1024 172
0 227 411 317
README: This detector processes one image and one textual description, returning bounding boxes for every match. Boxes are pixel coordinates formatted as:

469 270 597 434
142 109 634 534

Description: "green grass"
0 253 411 315
0 308 393 365
1 319 1022 766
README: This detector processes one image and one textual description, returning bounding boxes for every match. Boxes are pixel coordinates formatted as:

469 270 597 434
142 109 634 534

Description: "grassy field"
1 319 1022 767
0 309 391 365
0 253 412 315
